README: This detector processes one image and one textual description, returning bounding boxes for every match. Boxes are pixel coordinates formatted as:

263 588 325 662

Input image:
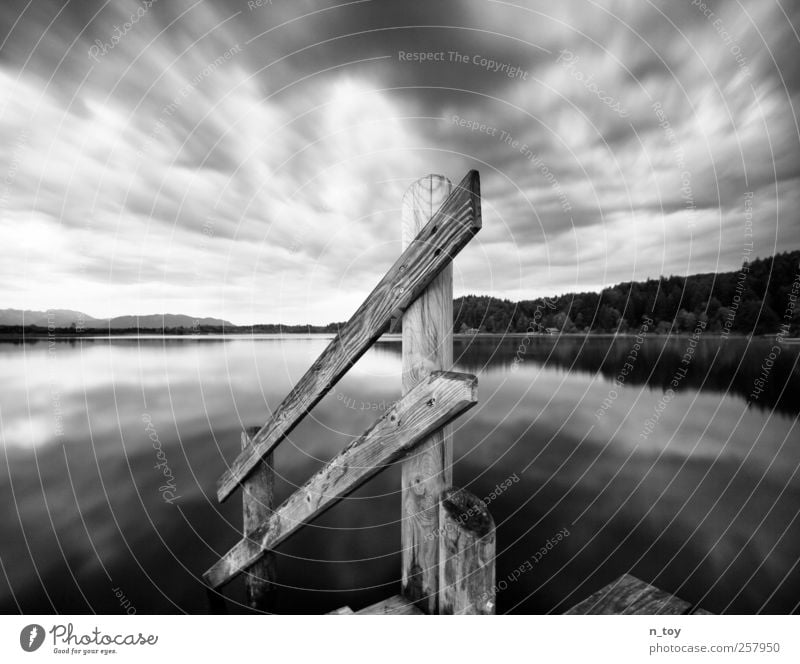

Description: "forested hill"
453 251 800 335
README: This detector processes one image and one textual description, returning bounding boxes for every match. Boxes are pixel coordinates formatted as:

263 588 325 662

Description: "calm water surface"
1 334 798 614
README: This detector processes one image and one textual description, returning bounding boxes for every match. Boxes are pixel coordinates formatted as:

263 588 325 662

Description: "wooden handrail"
205 371 478 589
216 170 481 502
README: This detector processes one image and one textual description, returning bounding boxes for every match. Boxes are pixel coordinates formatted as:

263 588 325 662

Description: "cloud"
0 0 797 323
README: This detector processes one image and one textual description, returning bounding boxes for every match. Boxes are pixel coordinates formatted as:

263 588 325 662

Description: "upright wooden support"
242 427 276 611
401 174 453 613
438 488 496 615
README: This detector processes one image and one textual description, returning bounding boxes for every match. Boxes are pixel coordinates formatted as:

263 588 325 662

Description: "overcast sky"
1 0 798 324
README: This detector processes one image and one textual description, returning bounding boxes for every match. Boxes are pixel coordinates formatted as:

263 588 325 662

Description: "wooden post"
401 174 453 613
438 487 496 615
242 426 276 611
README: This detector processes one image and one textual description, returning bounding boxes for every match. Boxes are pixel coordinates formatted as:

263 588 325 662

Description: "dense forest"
453 250 800 336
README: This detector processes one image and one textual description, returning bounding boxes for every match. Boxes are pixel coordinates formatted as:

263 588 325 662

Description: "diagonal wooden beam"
216 170 481 502
204 371 478 589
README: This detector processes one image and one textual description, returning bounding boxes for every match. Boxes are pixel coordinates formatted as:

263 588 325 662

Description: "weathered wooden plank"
204 371 478 588
401 174 454 614
241 427 276 611
327 606 354 615
691 607 715 615
356 594 424 615
565 574 691 615
216 170 481 502
438 488 496 615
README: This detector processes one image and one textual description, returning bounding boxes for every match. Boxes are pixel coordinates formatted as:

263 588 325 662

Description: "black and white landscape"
0 0 799 630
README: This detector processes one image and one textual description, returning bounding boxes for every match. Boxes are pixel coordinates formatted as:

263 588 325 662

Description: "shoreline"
1 331 792 342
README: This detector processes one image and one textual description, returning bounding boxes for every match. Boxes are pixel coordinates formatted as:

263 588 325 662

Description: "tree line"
453 250 800 336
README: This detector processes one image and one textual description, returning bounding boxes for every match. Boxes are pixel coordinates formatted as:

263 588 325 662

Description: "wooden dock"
200 170 715 617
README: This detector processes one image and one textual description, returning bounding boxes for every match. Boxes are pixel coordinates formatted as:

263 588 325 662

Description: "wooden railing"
204 170 496 614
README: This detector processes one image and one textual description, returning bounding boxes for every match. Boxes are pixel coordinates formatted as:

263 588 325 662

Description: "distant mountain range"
0 309 232 329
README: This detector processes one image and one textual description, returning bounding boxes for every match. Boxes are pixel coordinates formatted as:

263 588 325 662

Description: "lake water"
1 334 798 614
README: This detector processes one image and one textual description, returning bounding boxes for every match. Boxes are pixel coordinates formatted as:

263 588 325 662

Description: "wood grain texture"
564 574 691 615
438 488 496 615
356 594 424 615
204 371 478 589
241 427 276 611
327 606 355 615
216 170 481 502
400 174 454 614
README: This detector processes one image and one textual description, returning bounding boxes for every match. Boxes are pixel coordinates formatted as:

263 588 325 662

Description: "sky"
0 0 798 325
